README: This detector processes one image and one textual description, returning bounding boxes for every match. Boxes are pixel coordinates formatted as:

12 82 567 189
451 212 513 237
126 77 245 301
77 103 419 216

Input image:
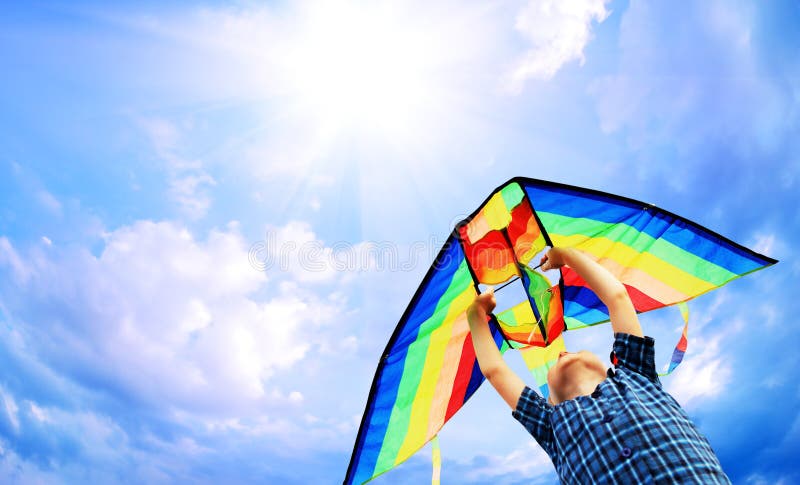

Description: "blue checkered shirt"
513 333 730 484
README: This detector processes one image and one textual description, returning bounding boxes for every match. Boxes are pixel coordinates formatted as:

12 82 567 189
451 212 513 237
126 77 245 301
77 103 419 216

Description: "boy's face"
547 350 606 400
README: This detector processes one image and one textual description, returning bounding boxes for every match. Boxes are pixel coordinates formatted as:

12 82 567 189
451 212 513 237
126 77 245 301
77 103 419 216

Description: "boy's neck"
553 373 606 405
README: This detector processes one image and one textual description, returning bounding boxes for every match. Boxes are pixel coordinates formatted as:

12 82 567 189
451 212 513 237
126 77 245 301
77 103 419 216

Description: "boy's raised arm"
467 290 526 409
541 247 643 338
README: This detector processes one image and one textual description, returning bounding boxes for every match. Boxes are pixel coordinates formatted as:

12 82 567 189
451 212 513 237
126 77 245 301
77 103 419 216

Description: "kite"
344 177 776 484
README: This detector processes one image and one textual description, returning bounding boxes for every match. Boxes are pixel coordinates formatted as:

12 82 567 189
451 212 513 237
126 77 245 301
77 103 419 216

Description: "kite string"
493 261 545 293
525 287 553 344
494 276 519 293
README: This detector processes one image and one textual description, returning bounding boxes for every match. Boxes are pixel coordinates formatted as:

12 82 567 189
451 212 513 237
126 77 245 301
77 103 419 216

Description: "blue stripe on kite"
464 324 506 403
395 236 466 349
671 349 686 365
464 359 485 405
520 267 543 322
564 286 608 315
464 323 507 404
523 183 769 275
564 299 610 327
667 350 685 373
349 236 466 483
352 344 409 483
539 383 550 398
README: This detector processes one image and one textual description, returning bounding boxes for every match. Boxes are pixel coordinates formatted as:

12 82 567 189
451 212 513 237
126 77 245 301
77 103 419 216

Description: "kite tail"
659 302 689 376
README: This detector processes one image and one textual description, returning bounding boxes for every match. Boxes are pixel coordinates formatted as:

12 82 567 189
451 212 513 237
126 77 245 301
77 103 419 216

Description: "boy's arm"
467 290 526 410
542 247 643 337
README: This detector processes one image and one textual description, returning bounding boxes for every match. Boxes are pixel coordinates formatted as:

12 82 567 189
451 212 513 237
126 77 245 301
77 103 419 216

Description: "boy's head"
546 351 607 405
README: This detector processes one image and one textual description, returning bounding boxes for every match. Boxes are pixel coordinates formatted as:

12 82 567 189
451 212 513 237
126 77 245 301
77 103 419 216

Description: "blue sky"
0 0 798 483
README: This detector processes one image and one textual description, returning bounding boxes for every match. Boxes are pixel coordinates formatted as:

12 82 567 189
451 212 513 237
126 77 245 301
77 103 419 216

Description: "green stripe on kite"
537 211 738 286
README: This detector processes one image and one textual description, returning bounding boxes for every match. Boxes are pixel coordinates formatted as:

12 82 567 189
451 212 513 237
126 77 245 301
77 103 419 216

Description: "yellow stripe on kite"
395 287 474 465
515 229 546 266
483 192 512 232
497 302 542 344
520 336 564 371
465 212 490 244
551 234 714 298
425 312 469 438
466 192 513 244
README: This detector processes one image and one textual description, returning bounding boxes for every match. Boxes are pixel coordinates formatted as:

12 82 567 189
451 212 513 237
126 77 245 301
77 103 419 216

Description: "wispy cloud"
506 0 610 93
35 189 62 216
0 238 30 285
139 117 216 220
464 441 554 483
589 0 788 151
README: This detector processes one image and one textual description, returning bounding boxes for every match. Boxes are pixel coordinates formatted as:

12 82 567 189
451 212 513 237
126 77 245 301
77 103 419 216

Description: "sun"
279 1 446 140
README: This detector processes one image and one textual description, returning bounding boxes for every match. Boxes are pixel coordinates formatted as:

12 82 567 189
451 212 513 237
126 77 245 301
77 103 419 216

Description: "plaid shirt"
513 333 730 484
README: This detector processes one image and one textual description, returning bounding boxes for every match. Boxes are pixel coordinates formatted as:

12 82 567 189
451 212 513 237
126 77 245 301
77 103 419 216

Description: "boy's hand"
465 286 525 410
468 288 496 318
540 247 570 271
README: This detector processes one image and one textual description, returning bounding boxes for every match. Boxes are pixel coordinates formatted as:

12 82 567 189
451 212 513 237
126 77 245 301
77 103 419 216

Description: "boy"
466 247 730 484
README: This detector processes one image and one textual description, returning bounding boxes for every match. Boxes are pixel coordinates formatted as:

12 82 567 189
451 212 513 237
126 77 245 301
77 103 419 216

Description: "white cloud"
746 474 794 485
27 402 49 423
665 320 741 408
0 391 217 482
36 189 62 216
168 171 217 219
466 441 553 482
0 386 20 433
288 391 303 404
0 237 31 285
507 0 610 93
139 117 216 219
250 221 413 284
0 220 343 417
251 221 339 283
589 0 791 154
750 233 777 259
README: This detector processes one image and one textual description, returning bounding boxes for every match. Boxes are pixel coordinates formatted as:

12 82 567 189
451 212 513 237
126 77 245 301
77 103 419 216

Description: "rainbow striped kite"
344 178 776 484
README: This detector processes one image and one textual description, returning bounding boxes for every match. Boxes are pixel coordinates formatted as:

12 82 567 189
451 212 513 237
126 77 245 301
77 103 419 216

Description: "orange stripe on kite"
507 201 545 265
459 227 519 284
561 255 689 304
426 314 470 438
563 267 666 312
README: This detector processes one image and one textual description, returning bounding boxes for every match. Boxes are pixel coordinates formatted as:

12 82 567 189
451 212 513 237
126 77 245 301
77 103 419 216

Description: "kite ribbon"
659 302 689 376
431 435 441 485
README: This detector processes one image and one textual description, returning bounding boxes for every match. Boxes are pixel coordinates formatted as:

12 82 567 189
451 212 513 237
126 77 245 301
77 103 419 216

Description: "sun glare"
283 2 442 138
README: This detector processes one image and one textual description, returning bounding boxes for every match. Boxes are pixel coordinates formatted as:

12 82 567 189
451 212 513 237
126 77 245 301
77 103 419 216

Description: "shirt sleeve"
512 386 555 458
612 333 659 382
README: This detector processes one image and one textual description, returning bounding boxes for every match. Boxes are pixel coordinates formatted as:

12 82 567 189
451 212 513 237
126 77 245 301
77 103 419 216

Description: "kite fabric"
344 177 776 484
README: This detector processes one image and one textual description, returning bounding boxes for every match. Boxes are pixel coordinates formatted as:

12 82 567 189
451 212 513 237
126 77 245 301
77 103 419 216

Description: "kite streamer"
659 302 690 376
431 435 441 485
